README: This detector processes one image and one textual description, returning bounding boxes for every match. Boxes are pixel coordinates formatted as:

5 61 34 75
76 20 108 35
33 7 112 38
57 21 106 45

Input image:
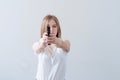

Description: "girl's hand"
42 32 48 45
46 33 57 44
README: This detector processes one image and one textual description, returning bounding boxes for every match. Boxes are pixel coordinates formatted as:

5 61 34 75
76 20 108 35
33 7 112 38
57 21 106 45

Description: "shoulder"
62 39 71 53
32 39 41 48
63 40 70 46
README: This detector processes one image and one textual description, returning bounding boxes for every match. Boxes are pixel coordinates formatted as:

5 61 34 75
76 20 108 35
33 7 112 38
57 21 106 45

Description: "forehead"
48 19 56 25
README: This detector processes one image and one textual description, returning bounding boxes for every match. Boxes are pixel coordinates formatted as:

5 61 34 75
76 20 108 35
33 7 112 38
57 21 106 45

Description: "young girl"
32 14 70 80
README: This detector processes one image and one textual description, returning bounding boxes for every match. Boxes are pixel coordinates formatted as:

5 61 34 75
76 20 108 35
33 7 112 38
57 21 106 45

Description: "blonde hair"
40 14 61 38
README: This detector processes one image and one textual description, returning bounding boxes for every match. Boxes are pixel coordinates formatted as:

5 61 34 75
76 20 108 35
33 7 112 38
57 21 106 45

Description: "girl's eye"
52 25 57 28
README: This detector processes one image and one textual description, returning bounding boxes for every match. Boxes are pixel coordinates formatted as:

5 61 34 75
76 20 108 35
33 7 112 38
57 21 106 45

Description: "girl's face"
48 19 57 35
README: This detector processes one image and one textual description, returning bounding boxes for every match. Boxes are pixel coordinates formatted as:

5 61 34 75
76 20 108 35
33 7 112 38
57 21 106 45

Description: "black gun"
47 25 50 45
47 25 50 37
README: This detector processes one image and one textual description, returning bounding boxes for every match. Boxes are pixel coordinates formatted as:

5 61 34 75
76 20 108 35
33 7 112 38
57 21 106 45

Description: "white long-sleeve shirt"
35 44 68 80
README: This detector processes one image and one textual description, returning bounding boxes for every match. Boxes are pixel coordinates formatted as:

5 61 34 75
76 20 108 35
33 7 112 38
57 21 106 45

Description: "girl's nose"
50 27 54 33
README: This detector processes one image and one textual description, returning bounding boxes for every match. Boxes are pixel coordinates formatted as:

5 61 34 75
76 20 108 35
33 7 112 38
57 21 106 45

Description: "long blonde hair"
40 14 61 38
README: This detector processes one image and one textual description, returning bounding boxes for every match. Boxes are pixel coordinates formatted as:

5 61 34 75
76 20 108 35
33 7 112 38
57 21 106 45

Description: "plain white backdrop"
0 0 120 80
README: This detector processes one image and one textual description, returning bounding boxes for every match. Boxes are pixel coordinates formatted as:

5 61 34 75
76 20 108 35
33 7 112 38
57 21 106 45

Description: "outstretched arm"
32 38 46 53
55 38 70 53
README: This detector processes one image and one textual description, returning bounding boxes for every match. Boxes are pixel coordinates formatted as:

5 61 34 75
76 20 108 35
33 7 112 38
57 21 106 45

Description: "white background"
0 0 120 80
